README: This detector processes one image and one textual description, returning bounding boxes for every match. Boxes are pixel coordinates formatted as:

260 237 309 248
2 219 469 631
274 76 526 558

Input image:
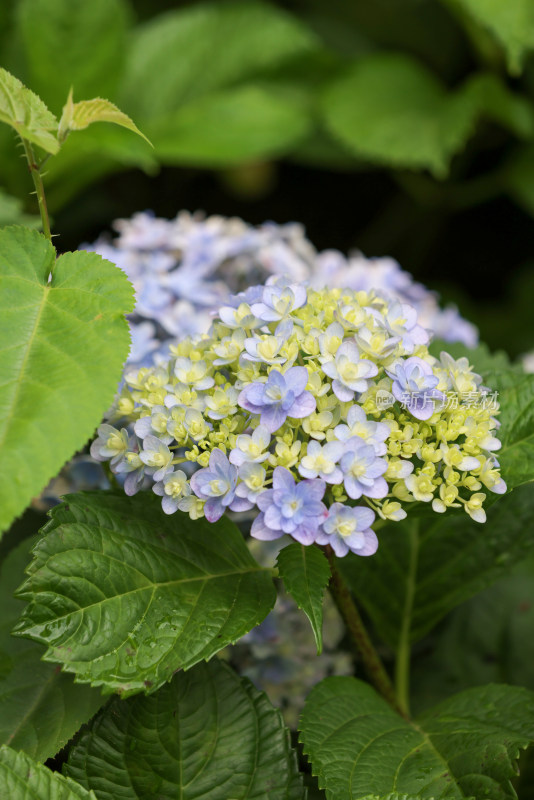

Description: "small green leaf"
321 53 476 177
0 226 134 534
13 491 276 696
277 543 331 654
0 745 95 799
65 659 304 799
340 483 534 648
300 677 534 799
16 0 130 113
447 0 534 74
0 68 59 153
0 536 104 760
58 91 151 146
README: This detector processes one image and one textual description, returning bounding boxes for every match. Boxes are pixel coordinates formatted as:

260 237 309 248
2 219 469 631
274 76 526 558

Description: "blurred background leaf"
0 0 533 357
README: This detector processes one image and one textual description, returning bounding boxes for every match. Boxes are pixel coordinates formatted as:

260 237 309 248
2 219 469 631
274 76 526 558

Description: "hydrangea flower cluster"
86 210 477 366
92 279 505 558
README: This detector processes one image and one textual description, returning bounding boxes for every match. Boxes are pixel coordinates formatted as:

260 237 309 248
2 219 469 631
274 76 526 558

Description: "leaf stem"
394 520 418 717
322 544 406 717
21 137 52 243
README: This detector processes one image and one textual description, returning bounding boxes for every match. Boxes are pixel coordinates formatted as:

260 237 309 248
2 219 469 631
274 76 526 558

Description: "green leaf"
13 491 276 696
321 53 476 177
0 535 104 760
148 84 310 165
0 188 40 228
463 72 534 139
340 483 534 649
276 543 330 654
65 659 304 799
412 554 534 713
120 0 318 120
0 226 134 534
0 745 96 799
495 372 534 490
447 0 534 74
16 0 130 113
58 92 151 146
0 68 59 153
300 677 534 799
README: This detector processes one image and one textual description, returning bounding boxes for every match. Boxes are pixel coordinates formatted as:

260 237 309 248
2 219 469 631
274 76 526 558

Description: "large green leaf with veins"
65 659 304 799
0 535 103 760
300 677 534 799
13 492 276 696
341 483 534 649
0 745 95 799
0 226 134 534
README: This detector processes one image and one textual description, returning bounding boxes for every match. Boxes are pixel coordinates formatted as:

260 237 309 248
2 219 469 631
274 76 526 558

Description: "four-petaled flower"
251 467 327 545
238 367 315 433
190 448 239 522
298 440 344 483
316 503 378 557
340 437 388 499
321 340 378 402
387 357 444 421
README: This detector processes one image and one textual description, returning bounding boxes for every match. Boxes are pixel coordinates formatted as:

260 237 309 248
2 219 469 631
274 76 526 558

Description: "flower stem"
394 520 418 717
323 544 406 717
21 137 52 243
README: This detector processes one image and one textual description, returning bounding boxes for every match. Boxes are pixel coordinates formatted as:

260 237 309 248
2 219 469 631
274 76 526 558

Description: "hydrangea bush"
2 68 534 800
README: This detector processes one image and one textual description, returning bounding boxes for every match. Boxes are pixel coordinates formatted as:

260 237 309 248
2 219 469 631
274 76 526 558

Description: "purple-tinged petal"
251 513 284 541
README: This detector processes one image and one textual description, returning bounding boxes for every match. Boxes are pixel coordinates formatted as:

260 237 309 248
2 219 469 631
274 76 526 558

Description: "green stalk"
323 544 406 718
21 137 52 243
394 520 419 717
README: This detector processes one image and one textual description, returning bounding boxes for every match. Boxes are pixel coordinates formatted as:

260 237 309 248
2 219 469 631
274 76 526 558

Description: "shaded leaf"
120 0 318 119
16 0 130 113
0 227 134 534
0 68 58 153
0 745 95 799
0 535 104 760
277 543 330 654
504 144 534 218
448 0 534 74
322 54 534 177
149 84 310 165
58 92 151 146
321 53 476 177
13 491 276 696
300 677 534 799
65 659 304 799
412 553 534 713
340 483 534 648
0 187 40 228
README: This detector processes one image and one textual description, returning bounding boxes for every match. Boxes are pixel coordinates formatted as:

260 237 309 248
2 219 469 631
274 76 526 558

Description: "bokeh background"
1 0 534 357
